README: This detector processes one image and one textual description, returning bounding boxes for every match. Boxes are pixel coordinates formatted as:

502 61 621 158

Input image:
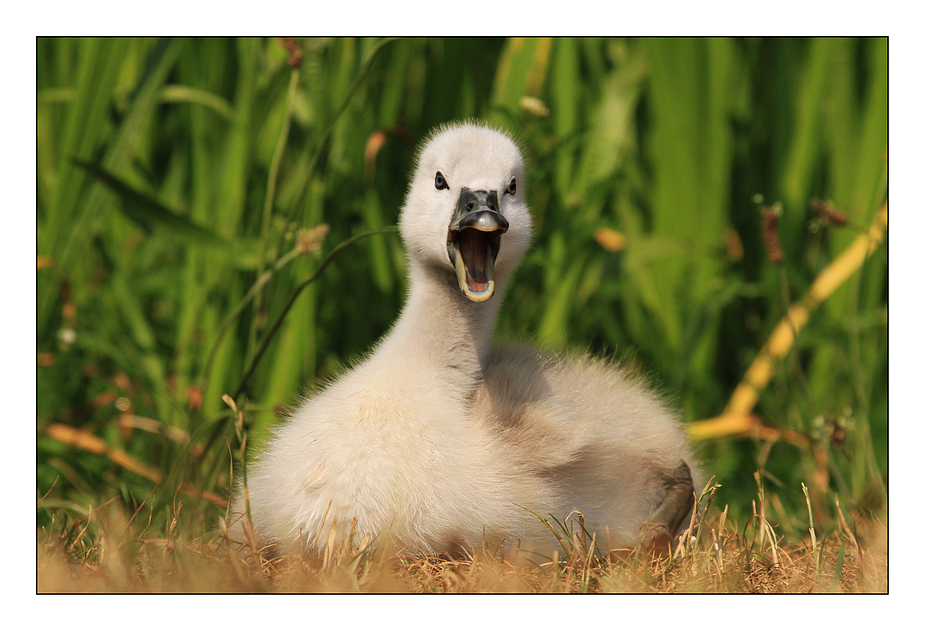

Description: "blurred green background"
37 37 887 544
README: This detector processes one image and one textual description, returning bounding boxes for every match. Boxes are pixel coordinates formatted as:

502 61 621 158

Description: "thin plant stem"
802 482 820 573
253 67 301 354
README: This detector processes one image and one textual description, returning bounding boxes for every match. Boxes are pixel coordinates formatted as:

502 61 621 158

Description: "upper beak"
446 188 509 302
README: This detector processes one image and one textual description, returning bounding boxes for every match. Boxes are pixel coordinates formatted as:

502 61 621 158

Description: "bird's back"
471 345 700 550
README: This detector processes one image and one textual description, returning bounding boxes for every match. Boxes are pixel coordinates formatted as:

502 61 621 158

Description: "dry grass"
37 482 887 594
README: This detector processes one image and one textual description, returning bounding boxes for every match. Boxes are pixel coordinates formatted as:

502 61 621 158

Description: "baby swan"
230 122 698 559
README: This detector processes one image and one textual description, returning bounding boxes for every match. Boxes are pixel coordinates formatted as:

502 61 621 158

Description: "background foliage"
37 37 887 554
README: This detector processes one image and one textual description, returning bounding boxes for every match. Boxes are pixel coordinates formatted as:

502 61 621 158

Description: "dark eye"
435 172 448 190
505 178 517 196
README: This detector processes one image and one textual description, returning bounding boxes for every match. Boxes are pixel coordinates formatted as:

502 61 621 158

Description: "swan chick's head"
400 122 531 302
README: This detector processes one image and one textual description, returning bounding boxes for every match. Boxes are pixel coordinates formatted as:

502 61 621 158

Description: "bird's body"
230 122 699 558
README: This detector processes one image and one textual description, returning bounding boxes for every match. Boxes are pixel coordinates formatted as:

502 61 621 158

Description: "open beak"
446 188 509 302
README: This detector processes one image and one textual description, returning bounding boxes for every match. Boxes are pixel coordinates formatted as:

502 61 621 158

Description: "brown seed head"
761 204 785 264
811 198 848 227
278 37 303 69
297 224 330 256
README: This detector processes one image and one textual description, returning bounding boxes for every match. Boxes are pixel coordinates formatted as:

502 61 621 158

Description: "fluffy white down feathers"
229 122 699 559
